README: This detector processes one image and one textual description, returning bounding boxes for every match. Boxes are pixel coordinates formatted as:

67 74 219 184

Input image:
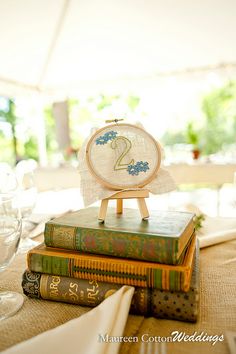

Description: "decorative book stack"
22 206 200 322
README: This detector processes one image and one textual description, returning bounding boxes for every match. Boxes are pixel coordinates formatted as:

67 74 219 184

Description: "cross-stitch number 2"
86 123 162 190
111 136 134 170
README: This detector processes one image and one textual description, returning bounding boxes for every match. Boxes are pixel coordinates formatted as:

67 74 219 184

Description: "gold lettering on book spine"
40 274 82 302
40 275 61 299
68 282 79 301
52 226 77 249
49 275 61 298
87 280 99 305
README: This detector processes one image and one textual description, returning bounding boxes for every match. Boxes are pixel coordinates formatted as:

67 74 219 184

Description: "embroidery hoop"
86 123 162 190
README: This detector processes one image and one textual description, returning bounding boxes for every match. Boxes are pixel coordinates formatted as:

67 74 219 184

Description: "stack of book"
22 207 199 322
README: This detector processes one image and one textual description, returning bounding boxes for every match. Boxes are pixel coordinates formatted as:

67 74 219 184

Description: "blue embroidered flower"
127 164 139 176
95 136 107 145
104 131 117 140
95 130 118 145
127 161 149 175
136 161 149 172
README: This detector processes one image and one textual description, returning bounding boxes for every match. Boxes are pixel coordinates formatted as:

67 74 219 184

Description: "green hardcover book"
22 241 199 322
44 207 195 264
27 235 196 292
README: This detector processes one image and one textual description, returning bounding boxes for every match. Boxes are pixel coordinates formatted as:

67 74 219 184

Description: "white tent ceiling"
0 0 236 98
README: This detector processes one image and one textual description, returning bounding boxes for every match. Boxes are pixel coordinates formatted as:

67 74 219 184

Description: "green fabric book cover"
27 235 196 292
22 241 199 322
44 207 195 265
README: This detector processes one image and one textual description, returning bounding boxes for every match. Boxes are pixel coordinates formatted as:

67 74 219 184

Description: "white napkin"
197 214 236 248
180 204 236 248
3 286 134 354
199 229 236 248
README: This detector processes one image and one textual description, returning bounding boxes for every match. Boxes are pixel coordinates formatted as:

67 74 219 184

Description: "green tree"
161 130 186 145
185 122 200 148
24 136 38 161
97 95 120 111
201 81 236 154
44 106 58 156
161 81 236 156
0 99 19 163
126 96 140 111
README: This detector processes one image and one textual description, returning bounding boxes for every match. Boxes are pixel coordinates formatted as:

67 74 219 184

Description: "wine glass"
15 160 39 253
0 193 24 320
0 163 18 195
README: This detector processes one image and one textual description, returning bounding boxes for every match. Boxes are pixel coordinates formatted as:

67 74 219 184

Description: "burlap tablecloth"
0 233 236 353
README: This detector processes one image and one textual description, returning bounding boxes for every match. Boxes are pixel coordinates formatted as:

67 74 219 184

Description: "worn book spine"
44 209 195 265
22 266 199 323
27 236 196 292
44 224 181 265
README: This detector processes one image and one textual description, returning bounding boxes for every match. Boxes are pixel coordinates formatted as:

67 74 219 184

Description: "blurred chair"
0 163 18 194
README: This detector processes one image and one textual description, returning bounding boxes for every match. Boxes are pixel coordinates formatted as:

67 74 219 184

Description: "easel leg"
98 199 109 222
116 199 123 214
137 198 149 220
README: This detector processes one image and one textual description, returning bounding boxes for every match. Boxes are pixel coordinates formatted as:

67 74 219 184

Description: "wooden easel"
98 189 149 222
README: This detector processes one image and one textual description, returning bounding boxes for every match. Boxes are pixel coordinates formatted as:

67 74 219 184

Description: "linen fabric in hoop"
86 123 162 190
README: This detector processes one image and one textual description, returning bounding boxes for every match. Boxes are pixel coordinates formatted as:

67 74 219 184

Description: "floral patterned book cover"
44 207 195 265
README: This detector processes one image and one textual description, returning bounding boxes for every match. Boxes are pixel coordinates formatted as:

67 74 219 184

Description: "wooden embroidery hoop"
86 121 162 222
